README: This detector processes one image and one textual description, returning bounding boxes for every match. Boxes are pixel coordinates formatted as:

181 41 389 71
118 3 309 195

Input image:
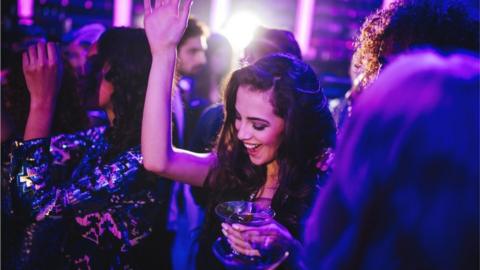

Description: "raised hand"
22 42 63 140
141 0 212 188
22 42 63 106
143 0 193 55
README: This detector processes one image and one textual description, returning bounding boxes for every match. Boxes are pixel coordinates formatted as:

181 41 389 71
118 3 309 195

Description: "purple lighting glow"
295 0 315 59
113 0 133 27
18 0 34 25
84 0 93 9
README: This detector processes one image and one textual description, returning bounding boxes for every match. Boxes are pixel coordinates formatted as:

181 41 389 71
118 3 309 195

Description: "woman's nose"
237 123 252 140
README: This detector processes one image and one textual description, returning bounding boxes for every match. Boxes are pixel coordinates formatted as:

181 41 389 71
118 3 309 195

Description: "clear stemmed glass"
212 200 288 269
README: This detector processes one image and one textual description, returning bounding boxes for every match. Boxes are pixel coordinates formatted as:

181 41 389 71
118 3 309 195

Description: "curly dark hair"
2 52 88 138
351 0 479 93
201 54 336 244
96 28 152 161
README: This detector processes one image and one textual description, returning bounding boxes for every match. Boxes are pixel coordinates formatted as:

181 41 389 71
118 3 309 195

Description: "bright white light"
210 0 231 33
220 12 262 53
113 0 132 27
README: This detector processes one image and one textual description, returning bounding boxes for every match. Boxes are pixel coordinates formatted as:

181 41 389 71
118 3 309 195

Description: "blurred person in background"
1 48 88 270
304 50 479 270
10 28 173 269
62 23 106 79
163 16 211 270
193 33 233 106
242 26 302 66
62 23 107 128
332 0 479 130
174 17 209 146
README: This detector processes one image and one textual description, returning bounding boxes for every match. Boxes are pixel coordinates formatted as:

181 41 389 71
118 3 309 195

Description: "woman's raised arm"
141 0 215 187
22 42 63 140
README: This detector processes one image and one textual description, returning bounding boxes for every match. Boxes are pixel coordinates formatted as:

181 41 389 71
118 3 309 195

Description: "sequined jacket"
9 126 171 269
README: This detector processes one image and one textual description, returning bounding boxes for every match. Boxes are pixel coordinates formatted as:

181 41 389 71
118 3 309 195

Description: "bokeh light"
220 11 262 53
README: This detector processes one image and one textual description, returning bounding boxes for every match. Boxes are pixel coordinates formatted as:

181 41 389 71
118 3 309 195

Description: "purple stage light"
84 0 93 9
18 0 34 25
295 0 315 59
114 0 133 27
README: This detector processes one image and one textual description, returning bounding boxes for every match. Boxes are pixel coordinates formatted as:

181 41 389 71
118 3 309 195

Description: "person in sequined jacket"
2 46 90 270
10 28 173 269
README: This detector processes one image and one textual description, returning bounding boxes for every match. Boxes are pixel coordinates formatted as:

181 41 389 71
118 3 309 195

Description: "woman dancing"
141 0 336 268
11 28 172 269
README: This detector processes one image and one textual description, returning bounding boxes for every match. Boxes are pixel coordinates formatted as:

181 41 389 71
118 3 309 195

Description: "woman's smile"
235 85 285 166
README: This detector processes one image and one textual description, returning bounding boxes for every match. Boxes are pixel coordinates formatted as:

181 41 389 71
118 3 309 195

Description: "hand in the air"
143 0 193 55
22 42 63 105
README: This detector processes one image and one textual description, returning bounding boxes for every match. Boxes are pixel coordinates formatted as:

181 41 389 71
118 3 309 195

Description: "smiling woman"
140 0 336 268
234 85 285 167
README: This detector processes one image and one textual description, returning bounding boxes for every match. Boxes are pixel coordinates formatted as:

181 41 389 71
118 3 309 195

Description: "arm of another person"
22 42 63 140
141 0 214 187
12 131 145 221
11 127 103 220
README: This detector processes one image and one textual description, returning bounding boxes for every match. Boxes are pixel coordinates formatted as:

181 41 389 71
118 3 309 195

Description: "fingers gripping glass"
213 200 289 269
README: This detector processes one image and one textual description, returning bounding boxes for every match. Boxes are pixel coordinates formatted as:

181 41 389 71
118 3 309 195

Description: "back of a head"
351 0 479 91
63 23 106 47
207 33 233 58
97 27 151 97
307 51 479 269
243 26 302 64
383 0 479 54
206 33 233 75
96 28 152 155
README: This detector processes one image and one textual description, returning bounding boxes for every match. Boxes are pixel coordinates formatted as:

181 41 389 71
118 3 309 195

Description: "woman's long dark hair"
95 28 152 161
204 54 336 237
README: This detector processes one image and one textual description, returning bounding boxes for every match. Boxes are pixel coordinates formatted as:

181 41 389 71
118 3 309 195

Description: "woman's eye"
253 124 266 131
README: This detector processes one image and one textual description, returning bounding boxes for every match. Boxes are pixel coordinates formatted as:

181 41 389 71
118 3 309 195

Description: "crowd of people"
1 0 478 269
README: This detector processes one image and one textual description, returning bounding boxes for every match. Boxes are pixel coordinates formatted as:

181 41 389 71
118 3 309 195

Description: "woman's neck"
256 161 280 200
106 107 115 127
266 160 279 187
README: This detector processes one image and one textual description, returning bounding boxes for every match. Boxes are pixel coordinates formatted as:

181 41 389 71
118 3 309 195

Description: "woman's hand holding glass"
222 222 261 257
223 220 294 258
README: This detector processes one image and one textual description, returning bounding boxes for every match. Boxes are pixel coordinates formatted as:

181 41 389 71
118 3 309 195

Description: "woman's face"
234 85 285 166
98 64 113 109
